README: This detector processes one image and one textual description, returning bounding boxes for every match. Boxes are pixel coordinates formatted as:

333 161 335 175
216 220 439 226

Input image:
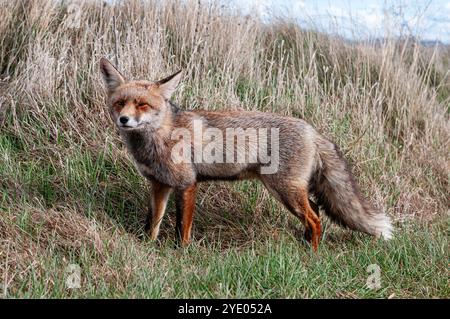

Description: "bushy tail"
309 135 393 239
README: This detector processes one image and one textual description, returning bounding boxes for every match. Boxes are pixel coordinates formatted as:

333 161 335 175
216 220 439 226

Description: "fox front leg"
145 181 172 240
174 183 197 247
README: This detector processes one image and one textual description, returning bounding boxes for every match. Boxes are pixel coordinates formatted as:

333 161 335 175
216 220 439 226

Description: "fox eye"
137 103 150 109
115 100 125 108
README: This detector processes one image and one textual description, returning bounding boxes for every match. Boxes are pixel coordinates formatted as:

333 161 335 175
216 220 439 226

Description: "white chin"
119 124 139 129
117 119 140 129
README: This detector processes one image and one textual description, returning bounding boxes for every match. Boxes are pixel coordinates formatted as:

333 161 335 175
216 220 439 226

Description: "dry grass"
0 0 448 297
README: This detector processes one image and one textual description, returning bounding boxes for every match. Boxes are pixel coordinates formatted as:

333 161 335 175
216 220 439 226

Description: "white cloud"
356 9 384 31
235 0 273 18
229 0 450 43
292 1 306 11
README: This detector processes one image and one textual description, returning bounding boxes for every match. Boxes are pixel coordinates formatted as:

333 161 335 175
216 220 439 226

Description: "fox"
99 57 393 251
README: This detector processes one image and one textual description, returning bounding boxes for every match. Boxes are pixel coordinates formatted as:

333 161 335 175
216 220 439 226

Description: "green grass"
4 218 448 298
1 130 448 298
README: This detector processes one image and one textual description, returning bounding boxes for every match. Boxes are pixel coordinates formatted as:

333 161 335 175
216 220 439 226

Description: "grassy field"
0 0 449 298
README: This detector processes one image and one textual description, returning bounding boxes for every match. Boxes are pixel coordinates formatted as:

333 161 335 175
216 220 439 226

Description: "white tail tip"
375 215 393 240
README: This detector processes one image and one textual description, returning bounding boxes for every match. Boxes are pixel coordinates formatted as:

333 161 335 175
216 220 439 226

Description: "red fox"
100 58 393 251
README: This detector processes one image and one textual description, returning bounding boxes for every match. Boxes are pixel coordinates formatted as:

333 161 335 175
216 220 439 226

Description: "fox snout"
117 114 139 128
114 102 142 129
119 116 129 124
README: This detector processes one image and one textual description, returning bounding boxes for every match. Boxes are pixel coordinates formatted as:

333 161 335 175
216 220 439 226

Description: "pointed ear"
156 70 182 100
100 57 125 93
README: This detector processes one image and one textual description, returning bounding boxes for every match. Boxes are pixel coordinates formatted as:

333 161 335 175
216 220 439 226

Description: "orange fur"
179 184 197 246
148 181 172 240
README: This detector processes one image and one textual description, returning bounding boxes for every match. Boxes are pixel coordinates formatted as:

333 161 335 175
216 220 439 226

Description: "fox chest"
133 158 171 183
133 159 196 188
135 162 156 180
123 132 196 187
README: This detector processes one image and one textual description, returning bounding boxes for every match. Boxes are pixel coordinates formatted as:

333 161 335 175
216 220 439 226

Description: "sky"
228 0 450 43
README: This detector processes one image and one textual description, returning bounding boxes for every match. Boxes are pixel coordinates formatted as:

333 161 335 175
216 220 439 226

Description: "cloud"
356 8 384 32
235 0 273 18
230 0 450 43
292 1 306 13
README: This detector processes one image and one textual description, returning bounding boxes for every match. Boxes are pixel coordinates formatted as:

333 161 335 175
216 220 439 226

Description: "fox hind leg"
261 179 322 251
309 199 320 217
305 199 321 243
300 191 322 250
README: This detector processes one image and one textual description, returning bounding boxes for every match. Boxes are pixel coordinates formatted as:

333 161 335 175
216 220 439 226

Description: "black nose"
119 116 129 124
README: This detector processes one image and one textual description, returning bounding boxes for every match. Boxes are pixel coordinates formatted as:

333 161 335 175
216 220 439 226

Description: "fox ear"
156 70 182 100
100 58 125 93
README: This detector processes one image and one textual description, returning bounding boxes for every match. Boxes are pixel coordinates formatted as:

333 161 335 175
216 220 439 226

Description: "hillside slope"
0 0 448 298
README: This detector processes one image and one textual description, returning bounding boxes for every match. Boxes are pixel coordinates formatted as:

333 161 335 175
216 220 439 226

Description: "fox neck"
121 128 166 166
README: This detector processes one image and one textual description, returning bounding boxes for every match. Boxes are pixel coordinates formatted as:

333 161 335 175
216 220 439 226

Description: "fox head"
100 58 181 130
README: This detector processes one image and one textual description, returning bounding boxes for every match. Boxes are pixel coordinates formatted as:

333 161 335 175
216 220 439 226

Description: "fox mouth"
119 122 146 130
